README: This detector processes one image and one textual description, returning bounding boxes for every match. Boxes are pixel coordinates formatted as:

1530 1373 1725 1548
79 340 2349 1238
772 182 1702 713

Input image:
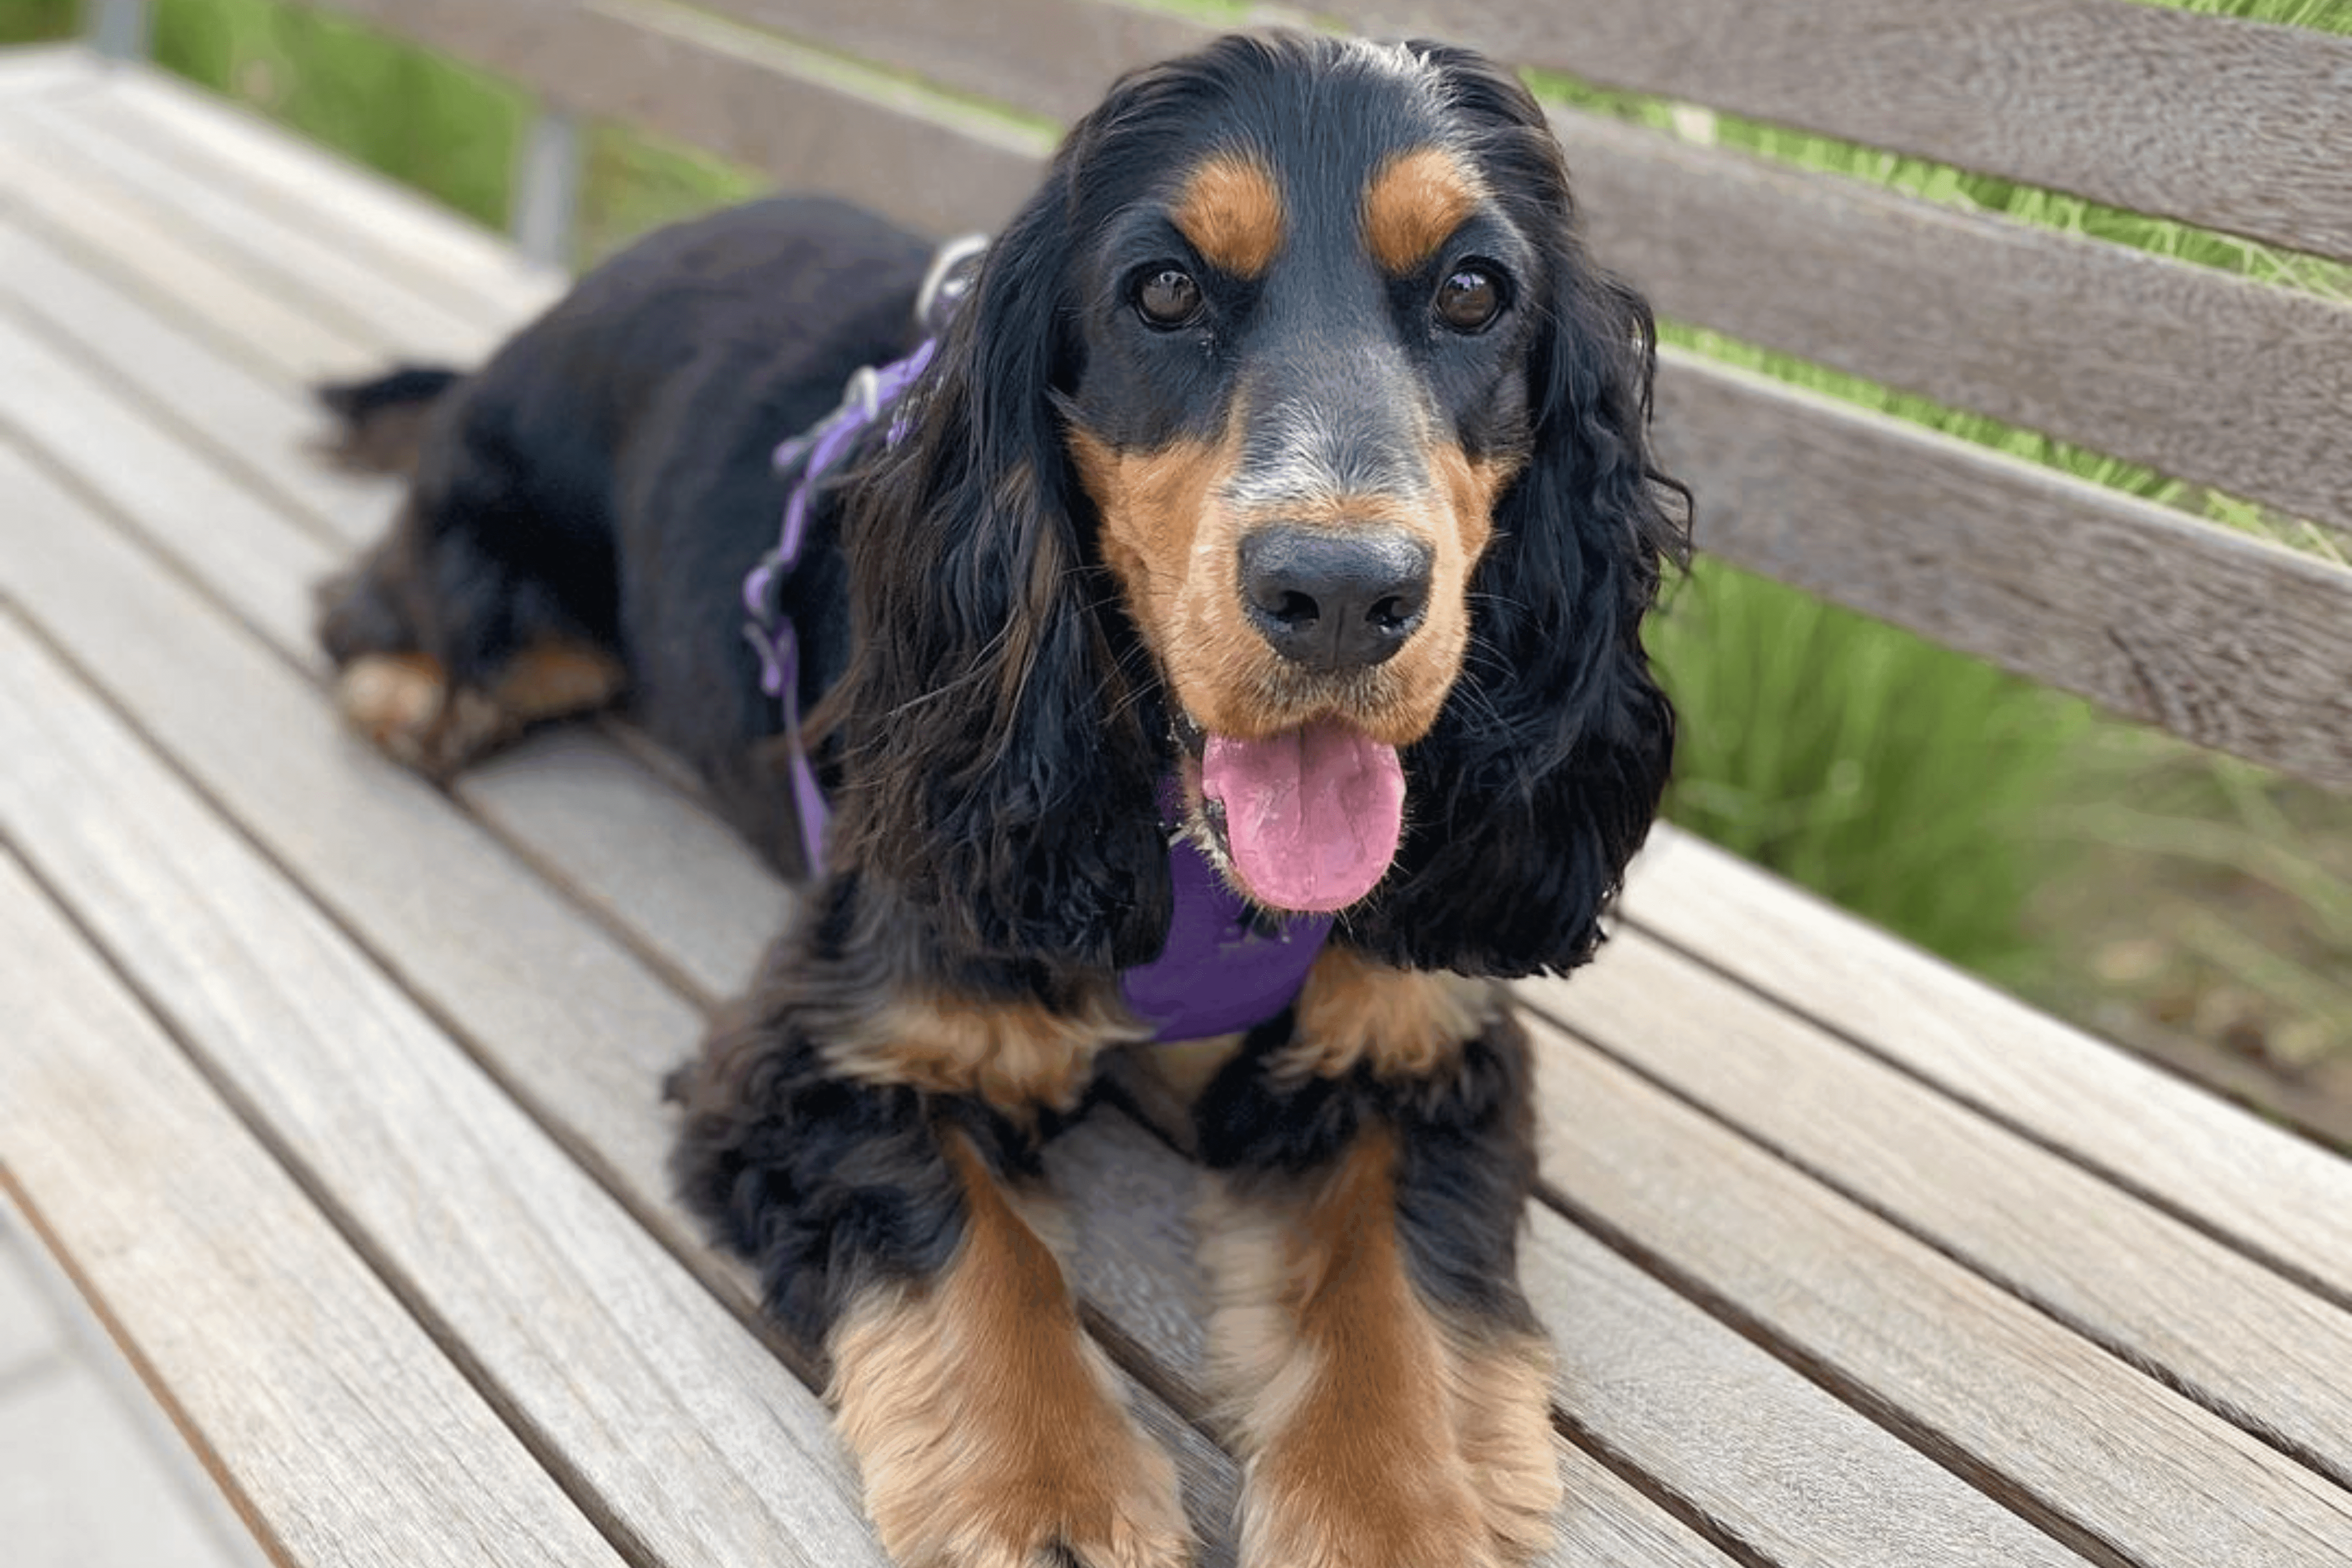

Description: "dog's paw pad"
334 654 513 777
336 653 446 750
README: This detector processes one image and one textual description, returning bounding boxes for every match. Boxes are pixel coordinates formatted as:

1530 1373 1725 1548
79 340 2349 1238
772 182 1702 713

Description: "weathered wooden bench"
3 2 2349 1566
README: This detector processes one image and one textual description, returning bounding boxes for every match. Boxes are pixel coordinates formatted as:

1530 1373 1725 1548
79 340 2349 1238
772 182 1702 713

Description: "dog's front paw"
1237 1380 1561 1568
333 652 505 778
836 1297 1195 1568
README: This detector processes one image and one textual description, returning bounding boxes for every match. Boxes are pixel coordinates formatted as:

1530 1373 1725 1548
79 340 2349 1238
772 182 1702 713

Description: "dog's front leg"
1193 947 1562 1568
669 879 1193 1568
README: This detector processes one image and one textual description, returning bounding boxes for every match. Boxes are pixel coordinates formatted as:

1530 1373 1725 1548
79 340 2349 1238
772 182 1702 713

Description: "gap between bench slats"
1617 826 2352 1312
0 845 635 1568
1521 931 2352 1490
306 0 1049 242
1528 1013 2352 1568
0 488 894 1568
1656 351 2352 793
1324 0 2352 265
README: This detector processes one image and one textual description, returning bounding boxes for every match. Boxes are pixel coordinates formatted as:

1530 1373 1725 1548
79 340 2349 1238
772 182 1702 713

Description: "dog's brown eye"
1135 267 1203 328
1435 266 1503 332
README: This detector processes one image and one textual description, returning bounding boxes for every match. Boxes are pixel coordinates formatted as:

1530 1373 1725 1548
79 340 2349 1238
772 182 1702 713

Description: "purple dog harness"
741 240 1332 1043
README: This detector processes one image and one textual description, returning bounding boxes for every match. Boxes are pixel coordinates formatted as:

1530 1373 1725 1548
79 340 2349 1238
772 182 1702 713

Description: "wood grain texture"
1528 1017 2352 1568
305 0 1051 239
0 308 337 653
1523 929 2352 1488
1552 108 2352 531
88 67 561 323
1327 0 2352 262
1617 825 2352 1308
0 428 696 1232
0 140 378 381
1656 348 2352 789
456 727 791 1006
0 497 893 1568
0 92 493 361
0 217 395 550
1519 1214 2089 1568
0 846 631 1568
695 0 1213 127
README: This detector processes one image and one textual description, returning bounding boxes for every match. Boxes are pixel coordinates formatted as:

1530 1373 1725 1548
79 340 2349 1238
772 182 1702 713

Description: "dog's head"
832 33 1688 977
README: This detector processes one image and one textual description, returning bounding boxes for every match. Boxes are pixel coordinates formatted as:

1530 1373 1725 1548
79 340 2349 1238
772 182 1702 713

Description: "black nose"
1240 526 1433 672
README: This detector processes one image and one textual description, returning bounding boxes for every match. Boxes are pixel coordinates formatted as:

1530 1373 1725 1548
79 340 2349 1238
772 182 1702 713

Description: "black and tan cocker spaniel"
317 30 1688 1568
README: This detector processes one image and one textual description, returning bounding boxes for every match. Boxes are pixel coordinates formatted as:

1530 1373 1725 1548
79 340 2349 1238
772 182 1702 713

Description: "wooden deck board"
0 842 633 1568
5 46 2351 1568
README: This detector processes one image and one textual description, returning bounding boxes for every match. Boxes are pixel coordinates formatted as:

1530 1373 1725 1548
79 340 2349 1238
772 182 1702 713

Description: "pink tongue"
1202 720 1405 913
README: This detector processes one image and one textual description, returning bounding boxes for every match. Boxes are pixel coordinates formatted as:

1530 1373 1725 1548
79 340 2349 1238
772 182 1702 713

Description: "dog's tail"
313 365 465 477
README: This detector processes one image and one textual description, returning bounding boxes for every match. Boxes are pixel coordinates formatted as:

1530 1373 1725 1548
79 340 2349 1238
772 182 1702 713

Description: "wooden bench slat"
1518 1215 2092 1568
0 311 334 651
0 141 376 380
0 218 393 549
459 728 789 1006
1659 348 2352 791
1619 825 2352 1309
1530 1019 2352 1568
0 843 632 1568
308 0 1050 241
0 457 900 1568
1525 929 2352 1488
1555 109 2352 533
0 41 100 97
86 66 563 323
692 0 1208 128
0 92 495 362
1327 0 2352 264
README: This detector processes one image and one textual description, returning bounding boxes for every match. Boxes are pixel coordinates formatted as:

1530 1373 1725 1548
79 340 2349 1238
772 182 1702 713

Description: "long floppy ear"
1342 51 1690 977
821 164 1172 971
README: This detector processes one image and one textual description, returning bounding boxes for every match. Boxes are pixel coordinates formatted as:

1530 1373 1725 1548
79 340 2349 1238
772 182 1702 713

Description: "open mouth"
1173 708 1406 914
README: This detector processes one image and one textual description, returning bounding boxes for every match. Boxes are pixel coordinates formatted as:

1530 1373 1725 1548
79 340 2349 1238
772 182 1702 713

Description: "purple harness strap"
742 339 937 876
742 248 1331 1043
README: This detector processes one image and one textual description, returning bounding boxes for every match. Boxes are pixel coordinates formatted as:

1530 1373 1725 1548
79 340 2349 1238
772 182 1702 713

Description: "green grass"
141 0 525 228
1647 562 2100 985
0 0 78 44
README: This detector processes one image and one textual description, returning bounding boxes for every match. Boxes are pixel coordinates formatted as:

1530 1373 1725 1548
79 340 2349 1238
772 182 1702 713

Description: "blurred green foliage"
0 0 78 43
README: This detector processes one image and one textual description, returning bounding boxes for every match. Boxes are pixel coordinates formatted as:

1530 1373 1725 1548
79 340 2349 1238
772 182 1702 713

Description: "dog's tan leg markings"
1200 1129 1561 1568
1272 944 1505 1084
830 1130 1194 1568
334 642 624 776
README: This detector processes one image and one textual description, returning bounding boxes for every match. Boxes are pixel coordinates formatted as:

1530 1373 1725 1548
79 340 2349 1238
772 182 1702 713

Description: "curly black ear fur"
1341 45 1690 978
819 141 1172 973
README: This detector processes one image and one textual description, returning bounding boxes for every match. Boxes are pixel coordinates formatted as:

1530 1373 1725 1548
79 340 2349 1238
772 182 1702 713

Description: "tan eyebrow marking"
1173 152 1286 278
1363 146 1488 274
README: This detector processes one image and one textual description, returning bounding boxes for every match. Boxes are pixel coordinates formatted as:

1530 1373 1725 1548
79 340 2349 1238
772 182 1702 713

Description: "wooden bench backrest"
295 0 2352 789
